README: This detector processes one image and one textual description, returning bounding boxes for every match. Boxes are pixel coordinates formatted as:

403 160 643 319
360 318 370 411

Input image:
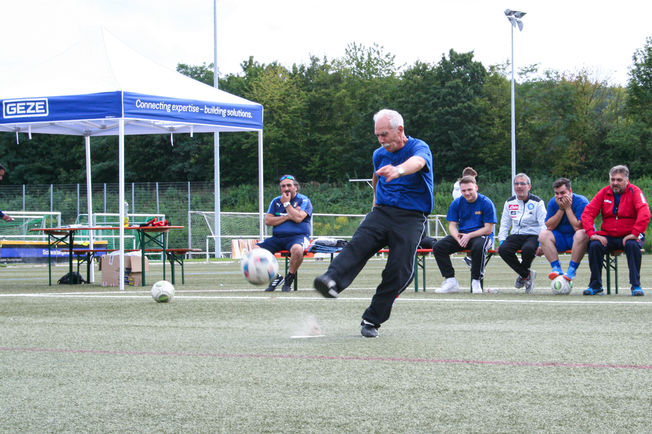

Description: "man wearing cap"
0 164 14 222
256 174 312 292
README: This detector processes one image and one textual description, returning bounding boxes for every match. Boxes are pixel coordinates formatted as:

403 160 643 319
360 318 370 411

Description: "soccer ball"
151 280 175 302
551 275 572 295
241 248 279 286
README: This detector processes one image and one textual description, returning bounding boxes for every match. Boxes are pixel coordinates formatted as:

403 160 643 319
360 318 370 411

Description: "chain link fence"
1 182 448 258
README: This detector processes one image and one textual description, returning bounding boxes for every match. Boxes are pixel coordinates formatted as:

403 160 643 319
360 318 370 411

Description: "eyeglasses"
514 182 529 186
280 175 295 181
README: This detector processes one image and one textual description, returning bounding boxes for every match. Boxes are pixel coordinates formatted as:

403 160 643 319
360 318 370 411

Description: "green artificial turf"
0 257 651 432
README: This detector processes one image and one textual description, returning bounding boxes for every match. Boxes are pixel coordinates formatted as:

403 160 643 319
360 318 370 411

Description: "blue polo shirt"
267 193 313 236
545 192 589 235
373 137 434 213
447 193 497 233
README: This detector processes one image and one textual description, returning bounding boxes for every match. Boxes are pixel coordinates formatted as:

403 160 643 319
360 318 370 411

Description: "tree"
397 50 488 181
625 36 652 175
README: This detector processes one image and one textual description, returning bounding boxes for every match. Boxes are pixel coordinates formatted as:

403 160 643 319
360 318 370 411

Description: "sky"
1 0 650 86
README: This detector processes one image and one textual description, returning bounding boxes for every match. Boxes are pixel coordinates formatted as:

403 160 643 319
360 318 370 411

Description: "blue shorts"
553 230 574 252
257 235 310 253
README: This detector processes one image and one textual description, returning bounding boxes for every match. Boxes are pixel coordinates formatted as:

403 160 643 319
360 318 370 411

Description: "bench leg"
604 253 619 295
413 255 426 292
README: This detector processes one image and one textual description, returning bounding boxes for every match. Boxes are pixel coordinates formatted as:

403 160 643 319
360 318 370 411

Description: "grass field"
1 254 651 433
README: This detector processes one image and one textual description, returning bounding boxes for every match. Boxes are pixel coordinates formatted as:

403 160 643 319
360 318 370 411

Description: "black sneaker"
313 274 338 298
360 320 379 338
265 274 284 292
281 273 295 292
463 255 472 268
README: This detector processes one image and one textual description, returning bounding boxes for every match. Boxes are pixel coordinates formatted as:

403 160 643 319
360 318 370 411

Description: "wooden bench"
414 248 633 294
72 247 200 285
603 249 645 295
377 249 432 292
276 249 336 291
272 245 637 295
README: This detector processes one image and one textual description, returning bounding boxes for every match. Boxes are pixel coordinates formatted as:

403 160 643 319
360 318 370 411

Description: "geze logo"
3 98 49 118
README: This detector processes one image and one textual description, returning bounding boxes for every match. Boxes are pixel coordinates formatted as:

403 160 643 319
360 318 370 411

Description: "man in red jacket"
581 165 650 296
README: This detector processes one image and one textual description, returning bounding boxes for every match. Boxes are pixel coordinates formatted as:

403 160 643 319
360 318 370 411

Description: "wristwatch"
397 166 405 176
283 202 291 207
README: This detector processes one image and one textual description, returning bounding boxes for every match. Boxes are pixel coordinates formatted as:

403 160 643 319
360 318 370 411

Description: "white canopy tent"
0 29 265 290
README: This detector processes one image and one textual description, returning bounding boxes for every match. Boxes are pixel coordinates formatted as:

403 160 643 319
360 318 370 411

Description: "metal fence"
0 182 448 258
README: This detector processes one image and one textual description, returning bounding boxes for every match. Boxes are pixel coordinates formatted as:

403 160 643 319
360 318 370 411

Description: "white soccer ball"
551 275 572 295
151 280 175 302
241 248 279 286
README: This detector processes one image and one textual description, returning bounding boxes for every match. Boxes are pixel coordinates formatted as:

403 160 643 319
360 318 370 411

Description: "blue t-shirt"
373 137 434 213
447 193 497 234
267 193 313 236
545 193 589 235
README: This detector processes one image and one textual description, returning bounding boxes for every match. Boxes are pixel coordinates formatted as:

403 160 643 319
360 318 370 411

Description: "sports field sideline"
0 255 650 432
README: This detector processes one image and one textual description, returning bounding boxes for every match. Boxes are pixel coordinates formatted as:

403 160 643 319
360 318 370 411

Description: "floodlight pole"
505 9 525 195
510 21 516 195
213 0 222 258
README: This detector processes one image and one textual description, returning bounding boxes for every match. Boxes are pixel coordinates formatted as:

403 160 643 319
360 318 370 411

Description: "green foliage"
1 40 651 188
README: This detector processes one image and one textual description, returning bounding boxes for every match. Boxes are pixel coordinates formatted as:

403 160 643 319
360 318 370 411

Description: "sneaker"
514 275 526 289
563 268 576 281
471 279 483 294
524 269 536 294
435 277 460 293
548 267 563 280
631 286 645 296
583 287 604 296
265 274 284 292
360 320 379 338
463 256 472 268
281 273 295 292
313 274 339 298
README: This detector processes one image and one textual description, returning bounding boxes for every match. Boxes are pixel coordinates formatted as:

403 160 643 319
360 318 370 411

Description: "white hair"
373 109 404 130
514 173 531 184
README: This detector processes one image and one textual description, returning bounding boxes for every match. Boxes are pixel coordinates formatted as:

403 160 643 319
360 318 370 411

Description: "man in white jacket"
497 173 546 293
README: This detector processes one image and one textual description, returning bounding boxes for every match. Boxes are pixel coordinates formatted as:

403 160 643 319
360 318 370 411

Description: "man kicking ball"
313 109 433 338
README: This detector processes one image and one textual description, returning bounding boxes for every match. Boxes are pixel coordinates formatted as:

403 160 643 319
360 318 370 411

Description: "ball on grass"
151 280 175 302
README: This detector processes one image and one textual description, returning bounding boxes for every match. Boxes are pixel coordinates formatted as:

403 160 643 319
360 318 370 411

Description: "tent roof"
0 28 263 136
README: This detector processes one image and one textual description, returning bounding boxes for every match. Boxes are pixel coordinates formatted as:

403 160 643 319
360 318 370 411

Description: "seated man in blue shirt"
257 174 312 292
538 177 589 282
433 176 497 294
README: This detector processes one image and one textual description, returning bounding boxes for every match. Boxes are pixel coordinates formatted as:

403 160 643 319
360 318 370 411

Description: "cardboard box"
100 254 149 287
231 239 259 259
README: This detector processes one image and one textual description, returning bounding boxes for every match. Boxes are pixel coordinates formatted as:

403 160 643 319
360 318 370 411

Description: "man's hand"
622 234 637 247
281 191 292 203
556 195 572 210
456 233 471 248
2 215 12 222
590 234 608 246
376 164 401 182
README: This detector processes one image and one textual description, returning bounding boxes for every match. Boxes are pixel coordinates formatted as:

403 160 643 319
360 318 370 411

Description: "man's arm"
456 223 494 248
497 202 511 241
629 187 651 239
283 203 308 223
545 199 564 231
581 191 602 237
564 206 583 231
448 221 459 240
372 172 378 207
375 156 426 182
265 213 287 227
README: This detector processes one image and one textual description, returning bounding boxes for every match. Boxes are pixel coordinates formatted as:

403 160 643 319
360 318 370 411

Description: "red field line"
2 346 650 370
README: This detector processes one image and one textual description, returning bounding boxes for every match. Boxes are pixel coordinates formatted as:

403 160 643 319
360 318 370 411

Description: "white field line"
0 291 651 305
